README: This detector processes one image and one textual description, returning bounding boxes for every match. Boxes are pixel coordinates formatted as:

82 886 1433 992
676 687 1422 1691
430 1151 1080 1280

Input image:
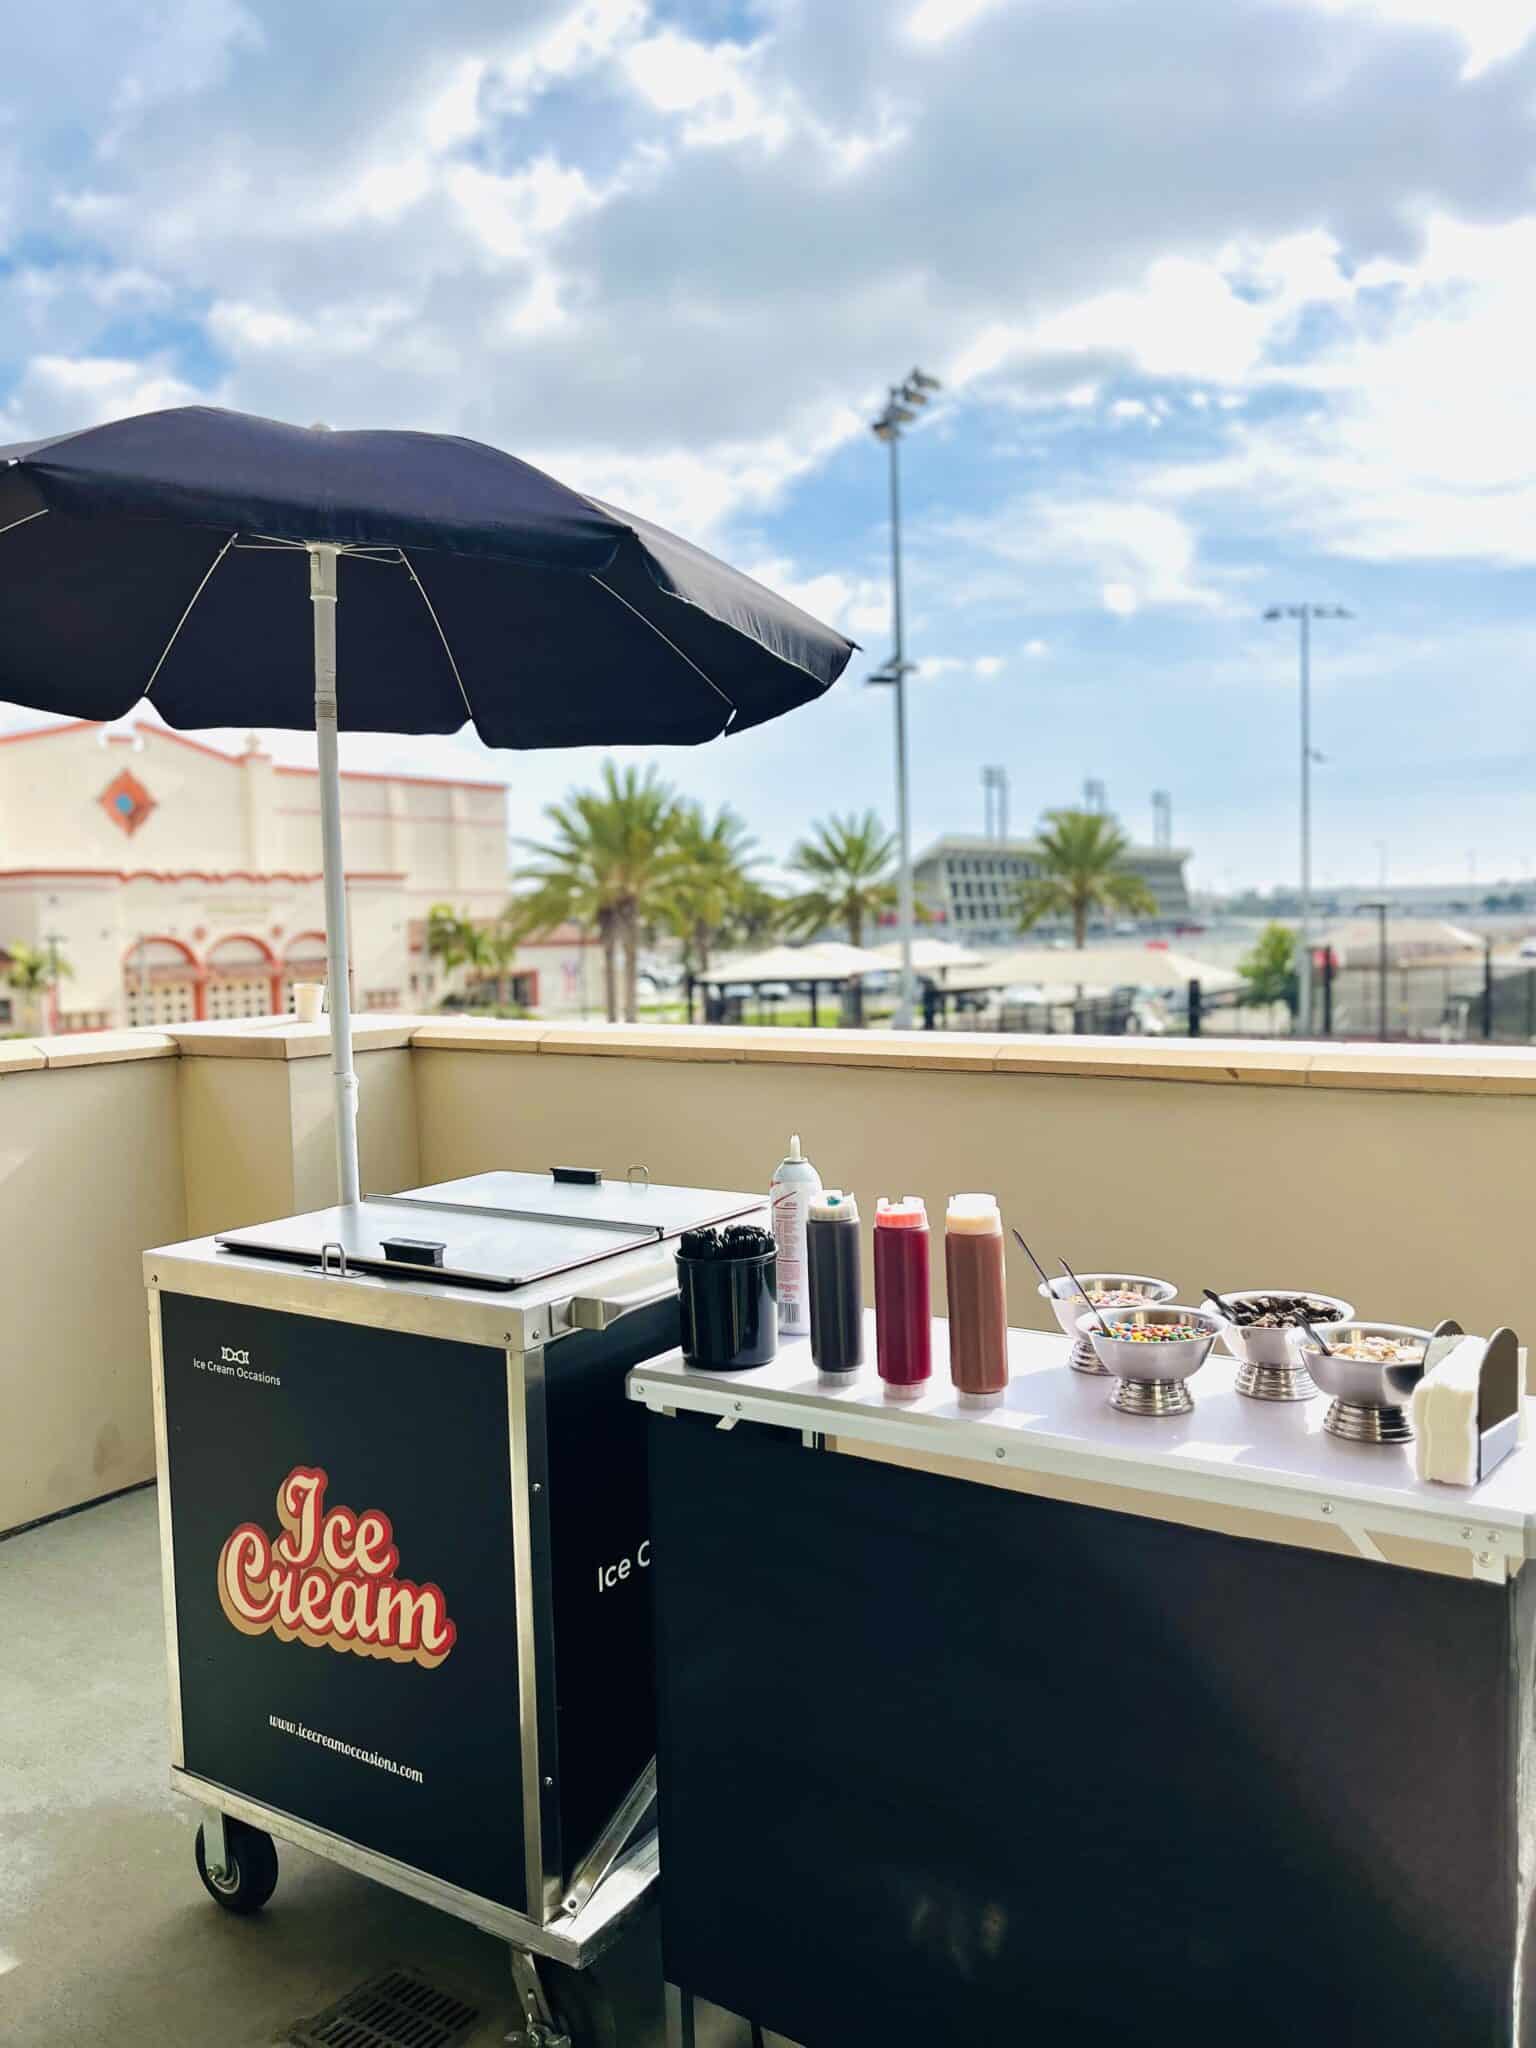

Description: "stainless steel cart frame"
145 1174 755 2045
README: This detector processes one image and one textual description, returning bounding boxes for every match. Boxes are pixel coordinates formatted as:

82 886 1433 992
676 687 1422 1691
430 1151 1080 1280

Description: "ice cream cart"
145 1167 757 2047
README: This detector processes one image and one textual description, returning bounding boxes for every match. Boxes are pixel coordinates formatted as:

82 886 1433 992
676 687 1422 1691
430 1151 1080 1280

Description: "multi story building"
912 833 1193 948
0 718 517 1030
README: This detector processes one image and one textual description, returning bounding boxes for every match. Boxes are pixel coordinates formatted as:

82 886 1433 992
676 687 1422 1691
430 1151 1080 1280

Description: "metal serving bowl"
1286 1321 1433 1443
1040 1273 1178 1376
1078 1303 1222 1418
1213 1288 1355 1403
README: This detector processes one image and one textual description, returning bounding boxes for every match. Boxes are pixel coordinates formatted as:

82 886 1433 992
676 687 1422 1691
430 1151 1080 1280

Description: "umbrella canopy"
0 406 850 740
0 405 855 1201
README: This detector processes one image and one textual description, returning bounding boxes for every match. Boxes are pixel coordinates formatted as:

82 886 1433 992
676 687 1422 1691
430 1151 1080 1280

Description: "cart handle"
567 1255 679 1332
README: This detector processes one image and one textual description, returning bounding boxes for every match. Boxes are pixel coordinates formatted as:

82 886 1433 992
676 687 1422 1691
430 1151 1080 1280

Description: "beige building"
0 719 516 1030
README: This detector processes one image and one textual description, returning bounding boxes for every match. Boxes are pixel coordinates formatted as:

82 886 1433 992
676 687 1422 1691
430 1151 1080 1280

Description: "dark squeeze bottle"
807 1190 864 1382
875 1196 932 1396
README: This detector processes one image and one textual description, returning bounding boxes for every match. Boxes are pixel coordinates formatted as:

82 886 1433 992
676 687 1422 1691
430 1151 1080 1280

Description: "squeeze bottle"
806 1190 864 1381
875 1196 932 1395
945 1193 1009 1405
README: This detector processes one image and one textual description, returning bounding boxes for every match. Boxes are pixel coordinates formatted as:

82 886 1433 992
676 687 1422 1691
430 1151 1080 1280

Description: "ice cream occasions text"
218 1466 457 1669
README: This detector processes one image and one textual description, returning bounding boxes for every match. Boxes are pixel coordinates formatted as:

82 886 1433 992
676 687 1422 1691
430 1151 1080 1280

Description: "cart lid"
215 1170 759 1292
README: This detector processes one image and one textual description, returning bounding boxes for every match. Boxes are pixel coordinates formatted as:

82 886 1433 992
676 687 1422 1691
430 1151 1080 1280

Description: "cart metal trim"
630 1321 1536 1579
146 1284 185 1770
169 1766 658 1965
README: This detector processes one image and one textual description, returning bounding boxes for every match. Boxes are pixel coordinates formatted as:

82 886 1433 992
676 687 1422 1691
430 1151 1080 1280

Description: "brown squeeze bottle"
944 1193 1009 1406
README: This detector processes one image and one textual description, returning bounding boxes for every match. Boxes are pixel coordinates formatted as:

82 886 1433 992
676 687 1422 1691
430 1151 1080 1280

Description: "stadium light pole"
871 367 941 1029
1263 603 1352 1035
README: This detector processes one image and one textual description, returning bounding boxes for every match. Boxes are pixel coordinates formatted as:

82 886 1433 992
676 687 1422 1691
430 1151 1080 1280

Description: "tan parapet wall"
0 1016 424 1533
4 1016 1536 1536
410 1023 1536 1346
0 1038 185 1534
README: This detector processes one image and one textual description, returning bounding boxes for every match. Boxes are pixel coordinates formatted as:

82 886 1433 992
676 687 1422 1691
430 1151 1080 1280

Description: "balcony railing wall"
5 1015 1533 1535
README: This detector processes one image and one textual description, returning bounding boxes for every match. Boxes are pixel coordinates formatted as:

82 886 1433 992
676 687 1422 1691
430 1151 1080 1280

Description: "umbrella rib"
399 549 476 726
588 575 738 729
0 508 48 541
142 532 239 702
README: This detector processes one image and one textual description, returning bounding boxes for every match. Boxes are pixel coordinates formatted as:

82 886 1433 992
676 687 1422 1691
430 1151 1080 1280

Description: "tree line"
427 765 1160 1024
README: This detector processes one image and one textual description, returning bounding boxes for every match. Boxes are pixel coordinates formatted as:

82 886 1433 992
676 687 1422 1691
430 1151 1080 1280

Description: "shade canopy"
861 937 988 977
699 942 885 986
941 944 1243 997
0 406 854 743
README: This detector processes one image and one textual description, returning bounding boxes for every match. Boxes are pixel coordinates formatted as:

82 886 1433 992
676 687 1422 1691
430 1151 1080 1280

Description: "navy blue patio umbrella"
0 405 854 1199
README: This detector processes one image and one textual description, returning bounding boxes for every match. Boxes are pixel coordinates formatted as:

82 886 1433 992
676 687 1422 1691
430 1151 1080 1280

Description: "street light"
872 366 942 1029
1263 603 1352 1036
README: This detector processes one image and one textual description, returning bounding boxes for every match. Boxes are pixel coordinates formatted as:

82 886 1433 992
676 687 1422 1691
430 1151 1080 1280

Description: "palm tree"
782 812 898 948
511 762 680 1022
423 904 498 1006
718 878 785 954
6 939 70 1033
1014 810 1158 949
664 802 758 977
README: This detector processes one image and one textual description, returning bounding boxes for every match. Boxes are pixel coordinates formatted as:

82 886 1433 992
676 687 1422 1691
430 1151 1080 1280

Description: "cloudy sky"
4 0 1536 891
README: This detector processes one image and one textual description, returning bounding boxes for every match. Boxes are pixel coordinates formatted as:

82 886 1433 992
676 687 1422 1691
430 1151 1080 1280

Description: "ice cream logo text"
217 1466 457 1670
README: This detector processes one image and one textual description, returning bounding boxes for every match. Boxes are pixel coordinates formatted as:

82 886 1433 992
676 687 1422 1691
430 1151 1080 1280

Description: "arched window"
205 934 279 1021
123 936 200 1026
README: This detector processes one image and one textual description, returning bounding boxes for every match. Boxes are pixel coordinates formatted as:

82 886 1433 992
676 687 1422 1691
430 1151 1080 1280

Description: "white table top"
629 1315 1536 1574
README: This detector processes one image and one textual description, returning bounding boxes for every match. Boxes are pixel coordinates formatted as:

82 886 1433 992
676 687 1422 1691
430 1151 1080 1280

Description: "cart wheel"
543 1961 621 2048
194 1818 279 1915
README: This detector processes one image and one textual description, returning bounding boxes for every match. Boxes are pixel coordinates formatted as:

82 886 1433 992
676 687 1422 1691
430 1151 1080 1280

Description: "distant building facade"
0 719 515 1030
912 833 1193 948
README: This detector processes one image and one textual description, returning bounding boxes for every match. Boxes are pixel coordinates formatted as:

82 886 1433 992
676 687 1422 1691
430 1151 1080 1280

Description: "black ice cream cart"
145 1168 758 2046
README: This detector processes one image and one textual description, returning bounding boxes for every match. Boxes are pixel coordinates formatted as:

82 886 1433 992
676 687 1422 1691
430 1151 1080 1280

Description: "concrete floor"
0 1488 777 2047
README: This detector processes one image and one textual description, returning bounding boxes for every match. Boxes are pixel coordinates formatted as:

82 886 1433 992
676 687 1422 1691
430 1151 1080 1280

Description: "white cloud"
5 0 1531 549
0 352 205 440
1138 211 1536 566
973 654 1004 676
944 495 1226 616
5 0 1536 639
905 0 1012 46
1301 0 1536 76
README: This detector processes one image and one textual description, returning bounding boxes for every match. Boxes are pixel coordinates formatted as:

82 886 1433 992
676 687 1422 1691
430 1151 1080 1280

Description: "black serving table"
633 1321 1536 2048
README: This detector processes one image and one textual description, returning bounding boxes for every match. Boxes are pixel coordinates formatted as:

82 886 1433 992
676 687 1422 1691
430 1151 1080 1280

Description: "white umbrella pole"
309 543 361 1206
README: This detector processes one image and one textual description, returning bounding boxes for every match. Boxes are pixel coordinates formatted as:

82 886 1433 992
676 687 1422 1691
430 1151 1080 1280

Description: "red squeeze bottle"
875 1196 932 1397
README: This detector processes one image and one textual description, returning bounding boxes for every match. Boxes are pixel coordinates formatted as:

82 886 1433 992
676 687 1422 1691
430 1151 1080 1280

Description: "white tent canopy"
859 938 989 978
698 941 885 985
940 944 1243 998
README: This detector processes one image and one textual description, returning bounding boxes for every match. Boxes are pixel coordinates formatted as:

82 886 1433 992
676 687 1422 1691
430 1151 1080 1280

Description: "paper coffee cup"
293 982 326 1023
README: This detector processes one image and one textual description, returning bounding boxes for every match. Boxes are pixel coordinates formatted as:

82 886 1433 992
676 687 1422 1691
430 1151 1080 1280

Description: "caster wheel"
544 1961 621 2048
194 1818 279 1915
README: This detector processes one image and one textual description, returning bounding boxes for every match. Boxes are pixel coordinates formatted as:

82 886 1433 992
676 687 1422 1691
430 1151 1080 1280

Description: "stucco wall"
412 1027 1536 1342
7 1016 1536 1538
0 1042 185 1532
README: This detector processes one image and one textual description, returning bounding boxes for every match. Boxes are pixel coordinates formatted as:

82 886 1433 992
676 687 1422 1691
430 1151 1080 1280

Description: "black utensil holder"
677 1248 778 1371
